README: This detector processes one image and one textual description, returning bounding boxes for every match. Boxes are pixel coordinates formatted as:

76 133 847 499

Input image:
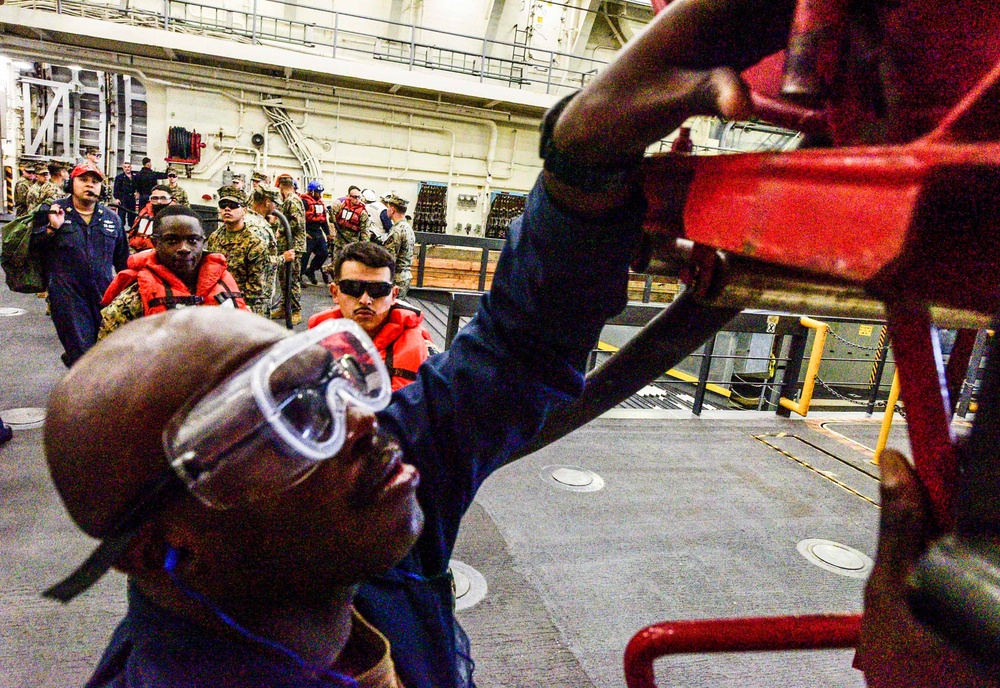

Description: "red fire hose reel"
165 126 206 165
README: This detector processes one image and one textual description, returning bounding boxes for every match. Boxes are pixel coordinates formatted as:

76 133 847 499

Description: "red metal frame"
627 1 1000 684
624 614 861 688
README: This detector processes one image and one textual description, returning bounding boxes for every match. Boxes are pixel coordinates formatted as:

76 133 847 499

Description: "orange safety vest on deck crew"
102 249 248 315
301 193 328 225
128 202 157 253
308 303 432 391
335 197 366 236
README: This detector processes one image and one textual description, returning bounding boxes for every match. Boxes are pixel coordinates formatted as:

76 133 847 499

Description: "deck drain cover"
541 465 605 492
552 467 593 486
797 539 872 579
1 407 46 428
449 560 487 611
0 307 26 317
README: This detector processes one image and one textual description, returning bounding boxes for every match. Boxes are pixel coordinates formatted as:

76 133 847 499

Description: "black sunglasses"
218 200 242 210
338 279 393 298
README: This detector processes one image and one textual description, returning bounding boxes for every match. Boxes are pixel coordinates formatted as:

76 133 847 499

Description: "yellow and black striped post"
4 166 13 213
866 325 890 415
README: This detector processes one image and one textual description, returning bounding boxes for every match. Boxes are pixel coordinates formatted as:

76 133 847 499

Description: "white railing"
9 0 608 96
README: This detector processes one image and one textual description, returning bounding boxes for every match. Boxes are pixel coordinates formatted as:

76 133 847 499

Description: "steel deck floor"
0 283 915 687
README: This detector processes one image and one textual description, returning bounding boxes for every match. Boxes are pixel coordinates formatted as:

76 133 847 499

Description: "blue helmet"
307 180 324 193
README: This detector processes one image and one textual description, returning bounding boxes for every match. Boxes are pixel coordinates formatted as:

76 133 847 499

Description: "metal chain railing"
826 327 886 352
814 376 886 407
815 375 907 416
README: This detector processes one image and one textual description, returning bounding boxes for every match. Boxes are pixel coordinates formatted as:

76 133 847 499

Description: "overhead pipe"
129 62 506 186
39 53 512 196
16 52 518 206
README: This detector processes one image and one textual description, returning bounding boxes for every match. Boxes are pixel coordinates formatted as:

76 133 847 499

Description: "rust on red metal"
642 37 1000 318
624 614 862 688
654 140 1000 317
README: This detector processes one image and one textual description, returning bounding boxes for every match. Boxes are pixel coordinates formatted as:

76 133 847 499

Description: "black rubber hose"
271 209 293 329
507 289 740 464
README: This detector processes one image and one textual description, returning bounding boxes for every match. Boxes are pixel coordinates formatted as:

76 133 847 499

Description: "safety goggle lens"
280 389 335 442
163 320 391 509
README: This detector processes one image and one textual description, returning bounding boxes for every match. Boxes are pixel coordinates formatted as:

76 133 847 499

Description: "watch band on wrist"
539 91 642 194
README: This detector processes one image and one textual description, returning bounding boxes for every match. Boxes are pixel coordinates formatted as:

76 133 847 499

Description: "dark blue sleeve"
376 176 643 573
113 214 129 272
380 209 392 231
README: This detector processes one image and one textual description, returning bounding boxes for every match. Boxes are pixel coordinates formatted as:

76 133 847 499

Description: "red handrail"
624 613 862 688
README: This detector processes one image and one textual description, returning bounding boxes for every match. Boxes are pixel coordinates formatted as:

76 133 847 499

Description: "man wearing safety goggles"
42 3 767 686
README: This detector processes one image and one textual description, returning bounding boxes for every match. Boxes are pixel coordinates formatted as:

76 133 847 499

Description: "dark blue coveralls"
32 198 128 366
81 178 643 687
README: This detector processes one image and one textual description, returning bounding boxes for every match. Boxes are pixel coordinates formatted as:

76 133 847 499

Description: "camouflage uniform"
328 197 370 260
14 175 32 215
249 172 270 206
271 191 306 325
380 217 415 299
246 188 280 313
27 180 64 208
206 217 271 318
98 184 113 206
245 210 278 308
168 183 190 207
378 194 415 298
99 283 144 340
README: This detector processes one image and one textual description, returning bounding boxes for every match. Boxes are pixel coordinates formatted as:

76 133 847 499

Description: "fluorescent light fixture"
67 64 84 71
13 61 34 71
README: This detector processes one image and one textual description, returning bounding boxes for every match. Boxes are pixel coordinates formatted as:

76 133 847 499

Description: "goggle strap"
43 530 140 602
43 469 186 602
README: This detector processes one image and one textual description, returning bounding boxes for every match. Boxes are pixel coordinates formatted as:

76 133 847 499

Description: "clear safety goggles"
45 319 391 602
164 318 392 509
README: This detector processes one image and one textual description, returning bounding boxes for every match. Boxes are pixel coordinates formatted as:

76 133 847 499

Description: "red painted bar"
624 614 862 688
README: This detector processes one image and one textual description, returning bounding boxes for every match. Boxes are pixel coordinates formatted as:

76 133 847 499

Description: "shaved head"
45 309 286 538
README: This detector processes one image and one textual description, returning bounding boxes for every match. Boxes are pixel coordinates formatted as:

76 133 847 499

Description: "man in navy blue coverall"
40 1 985 686
39 3 774 686
32 163 128 367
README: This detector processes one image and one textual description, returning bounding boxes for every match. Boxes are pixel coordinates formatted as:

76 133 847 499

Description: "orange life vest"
308 303 432 391
128 202 156 252
300 193 328 225
102 249 249 315
335 197 366 235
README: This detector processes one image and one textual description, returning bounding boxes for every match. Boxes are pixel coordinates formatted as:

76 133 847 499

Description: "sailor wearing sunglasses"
309 241 434 392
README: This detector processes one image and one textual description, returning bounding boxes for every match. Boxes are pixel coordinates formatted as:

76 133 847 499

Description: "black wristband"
539 91 642 194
